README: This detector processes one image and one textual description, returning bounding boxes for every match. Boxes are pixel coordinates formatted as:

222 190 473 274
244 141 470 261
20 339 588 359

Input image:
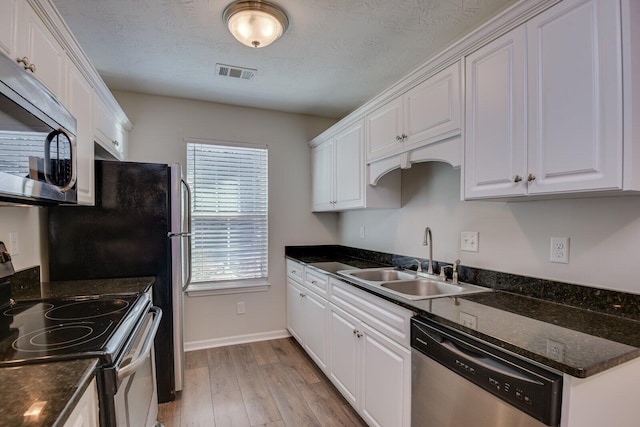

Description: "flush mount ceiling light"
223 0 289 48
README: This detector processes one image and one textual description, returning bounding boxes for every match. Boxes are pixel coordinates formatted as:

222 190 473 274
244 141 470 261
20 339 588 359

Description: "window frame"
184 138 270 296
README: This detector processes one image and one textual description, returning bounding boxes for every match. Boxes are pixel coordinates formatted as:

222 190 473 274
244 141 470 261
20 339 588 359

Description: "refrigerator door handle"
167 231 191 238
181 178 193 291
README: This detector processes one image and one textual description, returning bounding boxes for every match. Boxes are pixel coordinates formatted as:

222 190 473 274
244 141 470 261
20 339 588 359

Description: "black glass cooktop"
0 295 148 367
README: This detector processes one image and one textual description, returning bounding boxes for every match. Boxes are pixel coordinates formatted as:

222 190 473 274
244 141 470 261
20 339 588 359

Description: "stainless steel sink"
346 269 417 282
380 279 465 299
338 267 490 300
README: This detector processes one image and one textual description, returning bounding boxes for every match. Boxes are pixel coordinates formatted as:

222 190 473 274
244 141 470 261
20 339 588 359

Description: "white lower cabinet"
286 259 412 427
63 378 99 427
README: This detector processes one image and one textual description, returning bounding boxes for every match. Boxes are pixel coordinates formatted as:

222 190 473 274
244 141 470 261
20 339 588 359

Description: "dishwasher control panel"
411 317 563 426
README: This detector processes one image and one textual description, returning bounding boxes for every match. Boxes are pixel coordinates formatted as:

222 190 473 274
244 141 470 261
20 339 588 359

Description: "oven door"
113 306 162 427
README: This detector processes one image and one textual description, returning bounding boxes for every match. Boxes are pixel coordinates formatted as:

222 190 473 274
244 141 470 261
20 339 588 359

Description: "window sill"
185 280 271 297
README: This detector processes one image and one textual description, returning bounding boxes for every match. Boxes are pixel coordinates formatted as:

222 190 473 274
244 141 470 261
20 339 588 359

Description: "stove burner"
3 303 54 317
12 321 113 352
45 299 130 320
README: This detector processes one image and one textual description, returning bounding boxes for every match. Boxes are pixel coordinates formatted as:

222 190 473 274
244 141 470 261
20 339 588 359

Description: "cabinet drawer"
304 268 329 297
286 259 304 283
329 278 413 347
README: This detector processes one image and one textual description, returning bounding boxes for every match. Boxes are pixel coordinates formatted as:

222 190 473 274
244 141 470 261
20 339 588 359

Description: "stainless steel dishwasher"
411 317 562 427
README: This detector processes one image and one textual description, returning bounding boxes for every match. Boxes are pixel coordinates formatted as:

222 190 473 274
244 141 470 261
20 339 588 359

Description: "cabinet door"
66 62 95 205
311 140 334 211
0 0 19 57
464 26 528 199
334 121 364 209
286 279 305 344
360 323 411 427
303 291 329 372
19 3 66 100
94 96 125 160
527 0 622 194
63 378 99 427
404 61 462 150
366 97 403 162
328 304 359 406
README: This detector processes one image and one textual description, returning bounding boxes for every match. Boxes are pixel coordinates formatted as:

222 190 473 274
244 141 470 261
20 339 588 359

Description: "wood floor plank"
260 362 321 427
250 340 280 366
298 380 365 427
181 366 216 427
230 345 282 426
255 421 286 427
212 388 252 427
269 338 321 386
185 349 209 369
208 346 240 395
158 398 182 427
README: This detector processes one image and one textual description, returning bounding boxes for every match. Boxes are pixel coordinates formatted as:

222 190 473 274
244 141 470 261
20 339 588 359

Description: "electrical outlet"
459 312 478 330
237 302 245 315
359 226 365 239
461 231 479 252
546 339 566 362
550 237 569 264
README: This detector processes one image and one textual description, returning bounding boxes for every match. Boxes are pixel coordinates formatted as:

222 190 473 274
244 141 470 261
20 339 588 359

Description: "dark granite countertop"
286 245 640 378
0 358 98 427
10 274 155 301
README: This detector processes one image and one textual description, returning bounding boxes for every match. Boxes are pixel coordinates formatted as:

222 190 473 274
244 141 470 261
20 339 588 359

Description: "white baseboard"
184 329 291 352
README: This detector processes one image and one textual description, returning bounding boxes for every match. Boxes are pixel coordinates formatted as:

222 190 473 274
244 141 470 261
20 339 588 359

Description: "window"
186 140 268 294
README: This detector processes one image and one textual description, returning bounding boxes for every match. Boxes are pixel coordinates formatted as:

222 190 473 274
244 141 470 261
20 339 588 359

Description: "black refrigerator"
47 160 191 403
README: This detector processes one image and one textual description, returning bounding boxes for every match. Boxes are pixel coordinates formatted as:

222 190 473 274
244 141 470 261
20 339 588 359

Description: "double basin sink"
336 267 490 301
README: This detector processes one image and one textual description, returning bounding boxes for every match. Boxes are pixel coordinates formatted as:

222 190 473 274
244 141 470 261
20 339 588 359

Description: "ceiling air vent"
215 63 256 80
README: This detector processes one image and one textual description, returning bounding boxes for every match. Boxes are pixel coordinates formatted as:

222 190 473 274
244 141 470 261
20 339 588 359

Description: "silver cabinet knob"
401 133 408 142
396 135 402 142
527 174 536 182
353 329 357 335
356 332 363 338
513 175 522 183
17 57 35 72
112 140 120 147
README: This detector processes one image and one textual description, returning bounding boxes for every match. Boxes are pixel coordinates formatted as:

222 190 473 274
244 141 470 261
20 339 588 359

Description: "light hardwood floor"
158 338 368 427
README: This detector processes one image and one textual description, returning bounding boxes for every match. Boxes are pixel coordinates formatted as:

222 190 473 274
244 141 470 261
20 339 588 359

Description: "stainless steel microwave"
0 54 77 205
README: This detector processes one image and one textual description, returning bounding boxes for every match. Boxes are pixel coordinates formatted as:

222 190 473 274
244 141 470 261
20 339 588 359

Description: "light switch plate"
461 231 479 252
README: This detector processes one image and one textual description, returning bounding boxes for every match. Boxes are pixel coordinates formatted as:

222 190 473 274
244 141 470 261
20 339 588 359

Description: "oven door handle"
117 306 162 381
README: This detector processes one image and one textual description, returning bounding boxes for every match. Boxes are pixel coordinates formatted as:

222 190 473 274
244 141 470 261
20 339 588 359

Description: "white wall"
0 207 45 272
340 161 640 294
113 90 339 345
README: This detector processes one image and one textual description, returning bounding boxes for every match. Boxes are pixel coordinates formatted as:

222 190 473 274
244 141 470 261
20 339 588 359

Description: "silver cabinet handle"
527 174 536 182
311 281 317 285
396 135 402 142
401 133 407 142
112 140 120 147
26 63 36 73
356 332 363 338
291 270 297 274
299 292 306 298
353 329 357 335
513 175 522 183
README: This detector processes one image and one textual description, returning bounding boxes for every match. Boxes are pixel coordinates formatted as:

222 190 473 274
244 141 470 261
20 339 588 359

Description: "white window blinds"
186 141 268 285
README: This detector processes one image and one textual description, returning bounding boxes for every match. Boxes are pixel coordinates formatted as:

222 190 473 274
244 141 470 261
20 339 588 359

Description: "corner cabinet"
311 120 400 212
464 0 624 199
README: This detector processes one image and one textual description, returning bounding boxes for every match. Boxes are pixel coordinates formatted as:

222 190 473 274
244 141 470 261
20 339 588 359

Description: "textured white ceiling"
52 0 517 118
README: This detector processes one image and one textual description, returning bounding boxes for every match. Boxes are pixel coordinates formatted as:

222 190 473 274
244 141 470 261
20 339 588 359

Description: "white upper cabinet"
0 0 19 57
312 120 400 212
17 2 67 101
526 0 622 195
66 62 95 205
94 96 126 160
366 61 462 163
464 26 527 199
464 0 623 199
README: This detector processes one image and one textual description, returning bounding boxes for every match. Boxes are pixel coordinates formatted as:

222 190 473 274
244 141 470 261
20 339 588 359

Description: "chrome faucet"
422 227 434 275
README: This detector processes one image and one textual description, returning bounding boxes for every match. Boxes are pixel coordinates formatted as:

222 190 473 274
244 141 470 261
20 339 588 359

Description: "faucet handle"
413 259 423 273
439 264 452 281
452 259 461 284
